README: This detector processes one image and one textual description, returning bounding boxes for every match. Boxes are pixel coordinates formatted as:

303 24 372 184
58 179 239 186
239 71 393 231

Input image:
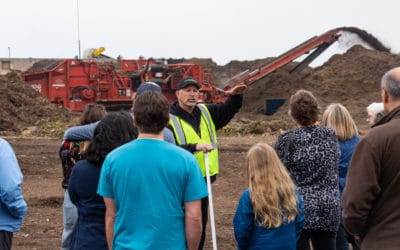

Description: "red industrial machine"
23 58 223 111
120 58 222 104
23 59 133 111
23 29 342 111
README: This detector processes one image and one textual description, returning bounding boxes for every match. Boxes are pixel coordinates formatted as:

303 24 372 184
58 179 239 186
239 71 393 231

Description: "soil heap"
195 45 400 135
0 71 77 137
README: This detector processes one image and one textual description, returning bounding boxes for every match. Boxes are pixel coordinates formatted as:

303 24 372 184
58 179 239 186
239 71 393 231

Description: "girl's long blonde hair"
247 143 298 228
321 103 359 141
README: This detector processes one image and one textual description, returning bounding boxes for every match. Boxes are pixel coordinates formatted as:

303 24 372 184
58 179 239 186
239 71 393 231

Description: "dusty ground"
8 135 276 250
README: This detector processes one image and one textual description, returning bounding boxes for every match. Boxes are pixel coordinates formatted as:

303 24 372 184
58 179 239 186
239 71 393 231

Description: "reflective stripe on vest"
170 114 186 144
197 105 217 146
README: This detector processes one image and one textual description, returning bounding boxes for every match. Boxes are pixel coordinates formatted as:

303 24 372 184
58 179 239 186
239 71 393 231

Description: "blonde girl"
233 143 304 250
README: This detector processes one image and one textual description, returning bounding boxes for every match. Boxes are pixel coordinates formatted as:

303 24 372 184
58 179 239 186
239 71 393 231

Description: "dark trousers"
344 225 360 250
336 223 350 250
198 175 216 250
0 230 12 250
297 229 337 250
198 196 209 250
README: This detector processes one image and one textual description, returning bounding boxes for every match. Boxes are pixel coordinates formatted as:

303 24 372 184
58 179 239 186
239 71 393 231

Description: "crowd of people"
1 67 400 250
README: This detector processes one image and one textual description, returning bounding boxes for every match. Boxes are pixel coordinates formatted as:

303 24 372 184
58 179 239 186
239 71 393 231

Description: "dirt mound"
0 71 77 137
232 45 400 133
151 41 400 134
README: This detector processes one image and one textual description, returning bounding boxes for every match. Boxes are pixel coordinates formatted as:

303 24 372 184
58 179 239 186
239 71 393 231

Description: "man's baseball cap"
177 77 201 90
136 82 162 96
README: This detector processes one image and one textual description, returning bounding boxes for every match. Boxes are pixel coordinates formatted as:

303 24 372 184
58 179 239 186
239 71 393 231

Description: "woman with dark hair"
274 90 340 250
67 111 137 250
61 103 106 250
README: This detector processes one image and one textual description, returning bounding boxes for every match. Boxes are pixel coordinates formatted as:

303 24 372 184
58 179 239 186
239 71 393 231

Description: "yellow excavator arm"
93 47 105 57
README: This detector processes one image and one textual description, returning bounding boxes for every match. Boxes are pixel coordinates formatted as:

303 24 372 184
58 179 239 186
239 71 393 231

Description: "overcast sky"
1 0 399 66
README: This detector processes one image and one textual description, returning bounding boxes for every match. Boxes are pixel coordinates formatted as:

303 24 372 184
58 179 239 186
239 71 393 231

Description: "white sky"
1 0 399 66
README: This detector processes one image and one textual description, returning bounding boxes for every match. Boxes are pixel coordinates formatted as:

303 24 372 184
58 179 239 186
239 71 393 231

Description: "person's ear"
133 116 137 126
382 88 389 104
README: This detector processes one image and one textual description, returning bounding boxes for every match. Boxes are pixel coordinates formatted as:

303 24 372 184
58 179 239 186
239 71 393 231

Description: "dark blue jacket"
68 159 107 250
233 189 304 250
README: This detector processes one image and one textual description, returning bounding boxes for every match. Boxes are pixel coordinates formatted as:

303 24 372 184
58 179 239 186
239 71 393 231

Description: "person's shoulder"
363 121 400 144
350 135 361 143
277 128 300 142
165 141 192 155
277 129 291 138
317 125 334 133
0 138 6 148
74 159 92 167
313 125 336 137
0 138 9 147
0 138 13 153
164 143 197 163
340 135 360 146
107 140 134 156
242 188 250 198
238 188 251 207
162 127 176 144
282 129 295 137
70 160 84 176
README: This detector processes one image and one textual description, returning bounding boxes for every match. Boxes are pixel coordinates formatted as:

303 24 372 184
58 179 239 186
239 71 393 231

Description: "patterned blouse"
275 125 340 232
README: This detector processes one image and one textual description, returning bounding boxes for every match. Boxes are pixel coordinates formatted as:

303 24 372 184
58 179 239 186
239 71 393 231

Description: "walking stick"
204 152 218 250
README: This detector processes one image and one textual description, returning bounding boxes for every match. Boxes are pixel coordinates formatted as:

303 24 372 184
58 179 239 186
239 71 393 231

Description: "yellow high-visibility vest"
169 104 219 177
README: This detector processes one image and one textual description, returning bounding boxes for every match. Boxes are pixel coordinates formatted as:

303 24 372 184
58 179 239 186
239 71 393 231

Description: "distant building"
0 58 45 75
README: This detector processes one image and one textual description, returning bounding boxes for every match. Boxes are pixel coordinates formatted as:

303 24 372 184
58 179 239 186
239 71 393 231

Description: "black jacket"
168 95 243 152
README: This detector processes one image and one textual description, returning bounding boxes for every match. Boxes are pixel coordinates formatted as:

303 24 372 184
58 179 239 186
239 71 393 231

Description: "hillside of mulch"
193 45 398 135
231 45 400 132
0 71 78 137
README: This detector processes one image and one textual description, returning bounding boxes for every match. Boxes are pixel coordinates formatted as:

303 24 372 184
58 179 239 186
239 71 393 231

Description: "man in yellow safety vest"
169 77 246 249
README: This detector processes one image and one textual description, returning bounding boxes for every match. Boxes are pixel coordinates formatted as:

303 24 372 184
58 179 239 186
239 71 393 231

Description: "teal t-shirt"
97 138 208 250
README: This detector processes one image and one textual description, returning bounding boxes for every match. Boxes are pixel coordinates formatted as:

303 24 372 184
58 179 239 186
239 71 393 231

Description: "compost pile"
191 44 400 134
232 45 400 133
0 71 77 137
194 27 399 134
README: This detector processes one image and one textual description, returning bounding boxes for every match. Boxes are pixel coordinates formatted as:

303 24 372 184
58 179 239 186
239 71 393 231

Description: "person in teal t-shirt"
97 91 208 250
